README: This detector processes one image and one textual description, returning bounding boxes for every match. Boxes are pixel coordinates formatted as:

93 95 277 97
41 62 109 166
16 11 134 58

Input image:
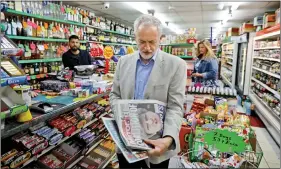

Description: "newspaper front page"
115 100 166 150
102 118 149 163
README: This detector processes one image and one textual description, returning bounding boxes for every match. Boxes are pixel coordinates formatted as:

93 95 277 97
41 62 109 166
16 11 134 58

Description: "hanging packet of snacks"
127 46 134 54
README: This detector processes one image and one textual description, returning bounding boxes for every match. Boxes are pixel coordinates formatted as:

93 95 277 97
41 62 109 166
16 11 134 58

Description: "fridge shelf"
252 57 280 62
226 62 233 66
252 67 280 79
254 30 280 41
249 92 280 145
254 46 280 50
251 77 280 99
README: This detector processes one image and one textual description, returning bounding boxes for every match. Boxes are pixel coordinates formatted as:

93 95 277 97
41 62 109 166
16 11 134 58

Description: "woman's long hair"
196 40 216 60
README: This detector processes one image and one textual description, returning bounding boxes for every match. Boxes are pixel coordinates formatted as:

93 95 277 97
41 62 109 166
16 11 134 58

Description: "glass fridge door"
235 43 248 93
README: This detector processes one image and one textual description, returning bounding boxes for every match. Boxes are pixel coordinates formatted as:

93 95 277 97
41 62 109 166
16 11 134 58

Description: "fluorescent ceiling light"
123 2 183 34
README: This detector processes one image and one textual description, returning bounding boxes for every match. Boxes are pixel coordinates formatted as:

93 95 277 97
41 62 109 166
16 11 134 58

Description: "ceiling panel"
202 4 220 11
173 6 202 12
169 2 201 7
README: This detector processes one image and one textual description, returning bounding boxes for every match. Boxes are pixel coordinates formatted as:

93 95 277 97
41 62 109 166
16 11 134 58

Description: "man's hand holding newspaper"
144 137 173 157
103 99 168 163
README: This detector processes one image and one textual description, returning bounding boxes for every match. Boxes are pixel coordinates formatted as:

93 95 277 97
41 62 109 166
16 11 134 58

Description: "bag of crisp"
214 97 228 114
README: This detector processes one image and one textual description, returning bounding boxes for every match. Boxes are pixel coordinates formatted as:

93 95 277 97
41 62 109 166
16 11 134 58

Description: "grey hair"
134 14 163 37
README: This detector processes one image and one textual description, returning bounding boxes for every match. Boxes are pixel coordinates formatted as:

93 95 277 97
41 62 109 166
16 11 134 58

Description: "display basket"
174 140 263 169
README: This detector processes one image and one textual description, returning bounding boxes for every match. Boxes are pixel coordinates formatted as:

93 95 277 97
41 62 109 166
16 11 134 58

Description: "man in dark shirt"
62 35 92 70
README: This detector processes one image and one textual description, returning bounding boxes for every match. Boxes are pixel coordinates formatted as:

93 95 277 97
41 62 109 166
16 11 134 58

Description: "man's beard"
71 47 78 52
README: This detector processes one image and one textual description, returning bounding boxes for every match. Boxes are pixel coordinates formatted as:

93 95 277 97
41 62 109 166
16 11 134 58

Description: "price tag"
204 129 246 153
103 46 114 59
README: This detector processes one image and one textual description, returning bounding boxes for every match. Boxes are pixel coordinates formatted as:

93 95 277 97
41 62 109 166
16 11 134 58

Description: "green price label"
10 105 28 117
204 129 246 153
0 112 6 119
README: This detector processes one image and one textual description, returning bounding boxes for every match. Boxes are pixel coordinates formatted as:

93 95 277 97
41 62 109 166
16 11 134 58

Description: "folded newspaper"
102 100 166 163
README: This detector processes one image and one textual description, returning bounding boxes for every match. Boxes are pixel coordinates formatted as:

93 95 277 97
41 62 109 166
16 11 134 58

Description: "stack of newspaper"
102 100 166 163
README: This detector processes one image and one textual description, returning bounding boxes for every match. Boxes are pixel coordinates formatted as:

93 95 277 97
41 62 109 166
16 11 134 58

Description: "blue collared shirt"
134 52 157 99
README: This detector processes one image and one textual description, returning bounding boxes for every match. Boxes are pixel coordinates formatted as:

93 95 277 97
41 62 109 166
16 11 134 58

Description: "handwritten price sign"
204 129 246 153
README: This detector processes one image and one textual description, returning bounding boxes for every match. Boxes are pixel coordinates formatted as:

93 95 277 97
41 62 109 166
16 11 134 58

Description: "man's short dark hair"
69 35 79 41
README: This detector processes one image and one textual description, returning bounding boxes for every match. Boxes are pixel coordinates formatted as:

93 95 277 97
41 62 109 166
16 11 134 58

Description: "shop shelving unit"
248 30 280 146
86 24 135 38
7 35 87 43
4 9 86 27
18 58 62 64
220 40 238 89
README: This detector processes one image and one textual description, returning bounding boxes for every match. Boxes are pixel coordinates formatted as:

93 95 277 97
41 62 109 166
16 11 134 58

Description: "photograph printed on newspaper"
102 118 149 163
115 100 166 150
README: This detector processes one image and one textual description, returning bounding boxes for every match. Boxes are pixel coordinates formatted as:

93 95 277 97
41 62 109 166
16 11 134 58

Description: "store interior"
0 1 280 169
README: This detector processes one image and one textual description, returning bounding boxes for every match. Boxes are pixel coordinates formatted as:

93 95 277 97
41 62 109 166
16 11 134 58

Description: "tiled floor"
253 127 280 168
169 127 280 168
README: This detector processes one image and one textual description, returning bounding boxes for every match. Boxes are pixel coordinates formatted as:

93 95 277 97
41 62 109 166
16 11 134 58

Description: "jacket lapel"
144 50 164 99
127 52 139 99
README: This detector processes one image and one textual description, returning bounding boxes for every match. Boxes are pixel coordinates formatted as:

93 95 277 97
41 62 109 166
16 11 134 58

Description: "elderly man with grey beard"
110 14 187 169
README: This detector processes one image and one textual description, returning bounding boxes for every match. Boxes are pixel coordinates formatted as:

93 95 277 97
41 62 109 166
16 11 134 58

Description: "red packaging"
179 125 192 152
64 126 76 137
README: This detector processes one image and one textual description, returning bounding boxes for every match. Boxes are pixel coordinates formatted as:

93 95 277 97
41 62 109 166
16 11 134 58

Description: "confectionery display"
180 94 261 168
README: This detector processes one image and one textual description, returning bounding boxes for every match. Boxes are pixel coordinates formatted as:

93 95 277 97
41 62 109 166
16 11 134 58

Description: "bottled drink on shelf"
26 17 33 36
16 16 22 36
36 21 42 37
31 18 37 37
43 63 48 74
24 65 30 75
11 16 17 36
34 63 40 75
21 17 28 36
39 63 43 74
6 17 12 35
29 64 34 75
51 62 56 72
47 63 52 73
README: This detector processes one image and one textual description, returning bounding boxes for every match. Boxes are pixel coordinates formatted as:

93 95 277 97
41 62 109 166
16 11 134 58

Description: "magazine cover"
102 118 149 163
115 100 166 150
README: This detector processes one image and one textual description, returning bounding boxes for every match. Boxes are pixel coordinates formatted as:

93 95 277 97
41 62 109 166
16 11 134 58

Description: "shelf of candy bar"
187 86 237 97
1 96 110 168
76 137 115 169
179 95 263 168
37 138 84 168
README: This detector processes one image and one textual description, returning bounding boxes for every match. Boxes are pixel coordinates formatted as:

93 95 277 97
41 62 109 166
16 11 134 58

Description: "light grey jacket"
109 50 187 164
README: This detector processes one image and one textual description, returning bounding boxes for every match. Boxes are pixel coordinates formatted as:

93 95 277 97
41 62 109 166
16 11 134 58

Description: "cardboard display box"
228 27 240 36
241 23 256 34
254 16 264 26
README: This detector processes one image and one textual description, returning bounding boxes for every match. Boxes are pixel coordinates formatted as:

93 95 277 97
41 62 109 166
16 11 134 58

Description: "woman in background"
192 40 218 87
